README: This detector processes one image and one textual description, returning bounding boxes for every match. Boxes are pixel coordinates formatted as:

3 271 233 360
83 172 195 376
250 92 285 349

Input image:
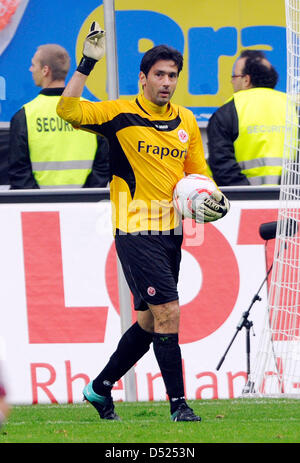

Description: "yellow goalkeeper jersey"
57 93 209 233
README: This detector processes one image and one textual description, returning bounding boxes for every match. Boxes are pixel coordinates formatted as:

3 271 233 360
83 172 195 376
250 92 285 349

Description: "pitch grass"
1 398 300 444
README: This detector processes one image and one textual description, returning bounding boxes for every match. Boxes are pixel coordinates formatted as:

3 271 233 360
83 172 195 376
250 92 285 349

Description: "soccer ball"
173 174 217 219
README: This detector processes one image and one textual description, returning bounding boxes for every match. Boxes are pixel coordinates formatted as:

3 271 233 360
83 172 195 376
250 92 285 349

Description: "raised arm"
62 71 88 98
57 22 106 124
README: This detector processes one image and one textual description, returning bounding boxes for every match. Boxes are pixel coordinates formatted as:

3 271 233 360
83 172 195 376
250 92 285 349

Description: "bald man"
9 44 110 189
207 49 289 186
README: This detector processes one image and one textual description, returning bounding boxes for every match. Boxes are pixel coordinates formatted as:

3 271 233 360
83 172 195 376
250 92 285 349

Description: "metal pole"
103 0 119 99
103 0 137 402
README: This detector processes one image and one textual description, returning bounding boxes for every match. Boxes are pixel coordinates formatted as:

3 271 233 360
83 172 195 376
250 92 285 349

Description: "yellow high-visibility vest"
233 87 288 185
24 94 97 188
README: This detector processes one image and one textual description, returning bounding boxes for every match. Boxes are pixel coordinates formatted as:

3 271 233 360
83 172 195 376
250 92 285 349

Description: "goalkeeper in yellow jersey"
57 22 229 422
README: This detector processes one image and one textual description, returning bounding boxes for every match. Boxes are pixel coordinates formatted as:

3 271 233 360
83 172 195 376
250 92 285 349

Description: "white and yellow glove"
194 190 230 223
77 21 106 76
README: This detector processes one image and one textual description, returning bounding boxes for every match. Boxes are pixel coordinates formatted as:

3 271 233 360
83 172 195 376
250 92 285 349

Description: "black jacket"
8 88 110 189
207 99 250 186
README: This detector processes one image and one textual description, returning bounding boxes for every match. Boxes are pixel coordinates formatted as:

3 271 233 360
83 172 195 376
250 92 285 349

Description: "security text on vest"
36 117 74 132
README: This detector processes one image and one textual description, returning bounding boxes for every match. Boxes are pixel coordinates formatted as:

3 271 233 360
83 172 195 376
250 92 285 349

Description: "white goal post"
243 0 300 397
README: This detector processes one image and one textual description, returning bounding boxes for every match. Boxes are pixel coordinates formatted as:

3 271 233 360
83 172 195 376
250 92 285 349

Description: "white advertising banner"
0 199 280 404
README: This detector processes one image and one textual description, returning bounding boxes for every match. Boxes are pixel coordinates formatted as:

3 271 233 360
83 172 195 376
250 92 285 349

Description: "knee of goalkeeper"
194 190 230 223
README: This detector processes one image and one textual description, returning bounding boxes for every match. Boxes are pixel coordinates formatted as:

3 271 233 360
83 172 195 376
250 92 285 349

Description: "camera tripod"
216 260 274 394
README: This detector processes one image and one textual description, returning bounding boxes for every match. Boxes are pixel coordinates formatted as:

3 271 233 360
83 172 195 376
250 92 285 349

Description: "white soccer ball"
173 174 217 219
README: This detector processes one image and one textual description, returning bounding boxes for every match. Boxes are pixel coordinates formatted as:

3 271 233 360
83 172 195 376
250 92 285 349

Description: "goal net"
243 0 300 397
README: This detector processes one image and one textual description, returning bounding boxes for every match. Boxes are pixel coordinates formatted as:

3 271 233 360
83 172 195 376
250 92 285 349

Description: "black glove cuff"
76 56 97 76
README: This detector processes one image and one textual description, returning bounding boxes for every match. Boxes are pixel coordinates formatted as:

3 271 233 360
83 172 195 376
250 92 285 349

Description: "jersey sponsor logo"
178 129 188 143
137 140 187 160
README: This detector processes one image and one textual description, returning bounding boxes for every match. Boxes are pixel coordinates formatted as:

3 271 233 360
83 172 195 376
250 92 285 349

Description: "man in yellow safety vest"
207 49 290 186
8 44 109 189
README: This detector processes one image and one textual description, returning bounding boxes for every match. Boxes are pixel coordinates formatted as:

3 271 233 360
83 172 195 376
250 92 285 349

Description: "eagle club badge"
147 286 156 296
178 129 188 143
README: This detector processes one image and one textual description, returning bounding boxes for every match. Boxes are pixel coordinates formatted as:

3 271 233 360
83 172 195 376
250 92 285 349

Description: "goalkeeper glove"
77 21 106 76
194 190 230 223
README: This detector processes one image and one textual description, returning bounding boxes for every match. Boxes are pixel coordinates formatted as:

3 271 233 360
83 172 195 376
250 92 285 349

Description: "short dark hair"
140 45 183 76
239 49 278 88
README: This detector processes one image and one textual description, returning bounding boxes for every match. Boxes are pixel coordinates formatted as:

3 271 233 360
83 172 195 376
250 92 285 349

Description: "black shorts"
115 229 183 311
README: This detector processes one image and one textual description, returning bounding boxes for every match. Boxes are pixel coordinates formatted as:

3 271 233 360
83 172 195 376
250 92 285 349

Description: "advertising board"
0 0 286 124
0 194 281 403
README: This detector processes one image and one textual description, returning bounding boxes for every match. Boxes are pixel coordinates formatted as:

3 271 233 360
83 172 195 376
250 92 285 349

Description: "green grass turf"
1 398 300 444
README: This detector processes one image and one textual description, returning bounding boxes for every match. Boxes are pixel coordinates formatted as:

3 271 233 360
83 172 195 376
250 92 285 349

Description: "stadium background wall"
0 0 287 189
0 188 285 404
0 0 286 125
0 0 286 187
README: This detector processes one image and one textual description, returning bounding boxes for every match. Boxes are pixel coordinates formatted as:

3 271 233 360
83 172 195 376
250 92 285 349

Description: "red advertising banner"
0 199 279 403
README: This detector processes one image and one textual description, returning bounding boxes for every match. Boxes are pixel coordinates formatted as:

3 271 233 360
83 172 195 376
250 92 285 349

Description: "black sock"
152 332 186 414
92 322 153 396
